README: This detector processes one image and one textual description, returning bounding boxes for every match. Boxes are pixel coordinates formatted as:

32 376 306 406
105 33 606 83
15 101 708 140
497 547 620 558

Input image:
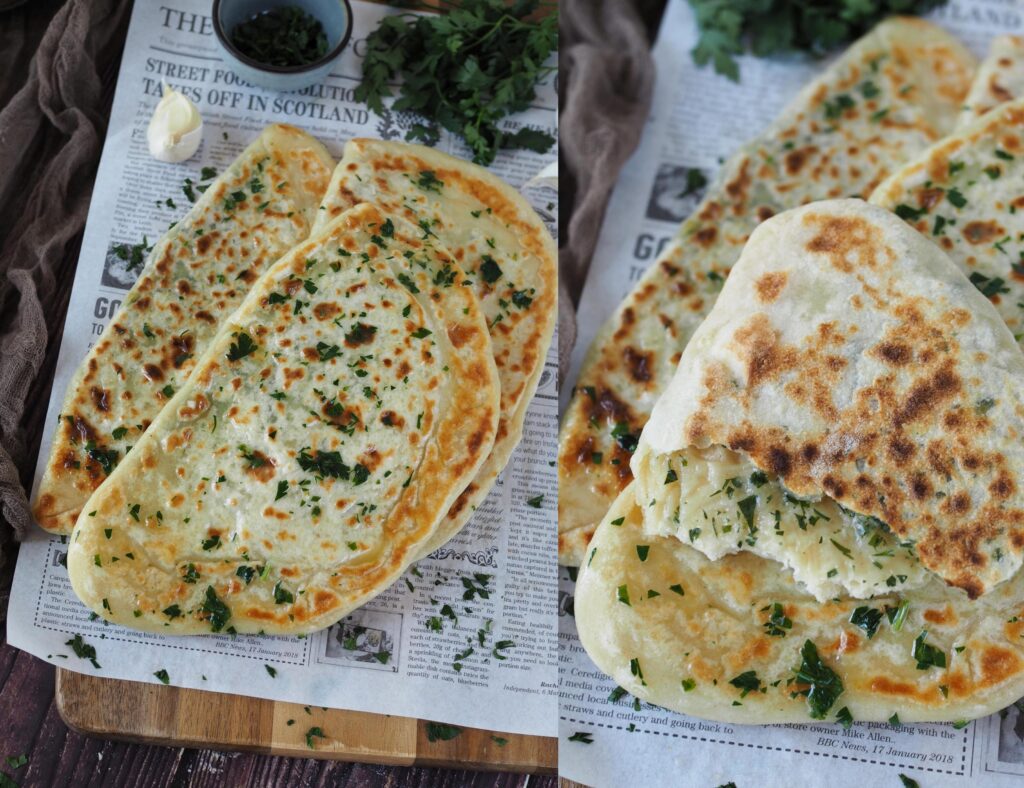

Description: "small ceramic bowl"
212 0 353 93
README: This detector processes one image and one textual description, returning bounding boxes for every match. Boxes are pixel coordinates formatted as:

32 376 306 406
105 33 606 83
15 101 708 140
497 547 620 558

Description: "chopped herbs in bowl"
212 0 353 91
230 6 328 68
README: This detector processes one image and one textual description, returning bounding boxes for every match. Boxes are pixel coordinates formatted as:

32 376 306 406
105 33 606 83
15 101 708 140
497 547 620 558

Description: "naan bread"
34 124 334 534
315 139 556 555
872 97 1024 340
957 35 1024 128
576 486 1024 725
635 200 1024 600
577 200 1024 724
67 204 499 635
557 18 976 566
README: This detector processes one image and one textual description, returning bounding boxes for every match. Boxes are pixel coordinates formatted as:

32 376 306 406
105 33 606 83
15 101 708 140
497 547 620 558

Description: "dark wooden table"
0 1 554 785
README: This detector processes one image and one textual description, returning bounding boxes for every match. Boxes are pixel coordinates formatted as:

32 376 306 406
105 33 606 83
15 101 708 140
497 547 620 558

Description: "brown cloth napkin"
558 0 658 385
0 0 132 548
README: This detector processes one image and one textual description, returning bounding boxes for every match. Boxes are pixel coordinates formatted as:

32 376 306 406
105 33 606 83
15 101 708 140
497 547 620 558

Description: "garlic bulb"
147 82 203 163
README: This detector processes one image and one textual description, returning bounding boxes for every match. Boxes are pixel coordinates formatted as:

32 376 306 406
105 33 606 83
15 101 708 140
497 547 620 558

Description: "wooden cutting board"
55 669 556 772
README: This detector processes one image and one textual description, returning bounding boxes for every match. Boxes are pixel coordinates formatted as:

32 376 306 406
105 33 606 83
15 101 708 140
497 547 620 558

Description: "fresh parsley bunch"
689 0 948 81
355 0 557 166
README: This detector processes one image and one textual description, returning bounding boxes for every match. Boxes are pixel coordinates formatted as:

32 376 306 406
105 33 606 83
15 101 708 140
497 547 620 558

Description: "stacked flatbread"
315 139 557 557
957 35 1024 129
576 200 1024 724
34 124 334 533
37 131 555 635
558 18 977 566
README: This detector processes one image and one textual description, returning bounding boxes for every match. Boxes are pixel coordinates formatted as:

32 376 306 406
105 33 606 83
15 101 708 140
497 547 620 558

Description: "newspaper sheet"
559 0 1024 782
7 0 558 738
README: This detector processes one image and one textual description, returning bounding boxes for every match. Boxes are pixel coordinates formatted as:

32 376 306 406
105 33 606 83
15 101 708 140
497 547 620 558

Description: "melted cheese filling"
636 445 929 601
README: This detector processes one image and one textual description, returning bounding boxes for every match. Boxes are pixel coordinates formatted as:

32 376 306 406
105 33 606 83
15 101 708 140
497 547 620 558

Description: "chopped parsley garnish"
275 480 289 501
665 469 678 484
969 271 1009 298
894 204 926 222
479 255 503 283
526 494 544 508
763 602 792 637
115 236 152 273
823 93 855 120
849 606 883 639
568 732 594 743
946 187 967 208
415 170 444 193
305 725 326 749
316 342 342 362
680 168 707 197
200 586 231 632
153 669 170 685
265 665 277 678
886 599 910 632
273 581 294 605
112 426 129 441
202 535 222 551
830 538 853 558
236 566 257 585
128 503 141 521
911 630 947 670
511 289 533 309
737 496 757 531
163 604 182 619
617 584 631 606
86 444 119 475
398 272 420 293
411 327 432 339
635 545 650 562
729 670 761 698
425 722 462 742
791 639 844 719
835 706 854 728
610 421 639 452
223 190 247 212
65 633 101 669
226 331 257 362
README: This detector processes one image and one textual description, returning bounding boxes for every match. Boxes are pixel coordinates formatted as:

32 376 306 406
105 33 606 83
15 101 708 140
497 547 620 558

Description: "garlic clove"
147 82 203 163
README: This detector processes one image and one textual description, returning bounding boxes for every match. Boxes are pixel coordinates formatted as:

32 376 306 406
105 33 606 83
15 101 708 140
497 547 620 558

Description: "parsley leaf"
355 2 556 165
688 0 947 81
791 639 844 719
226 331 257 362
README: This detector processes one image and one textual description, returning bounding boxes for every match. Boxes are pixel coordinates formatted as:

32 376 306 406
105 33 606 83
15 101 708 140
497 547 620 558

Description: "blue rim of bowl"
212 0 354 75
